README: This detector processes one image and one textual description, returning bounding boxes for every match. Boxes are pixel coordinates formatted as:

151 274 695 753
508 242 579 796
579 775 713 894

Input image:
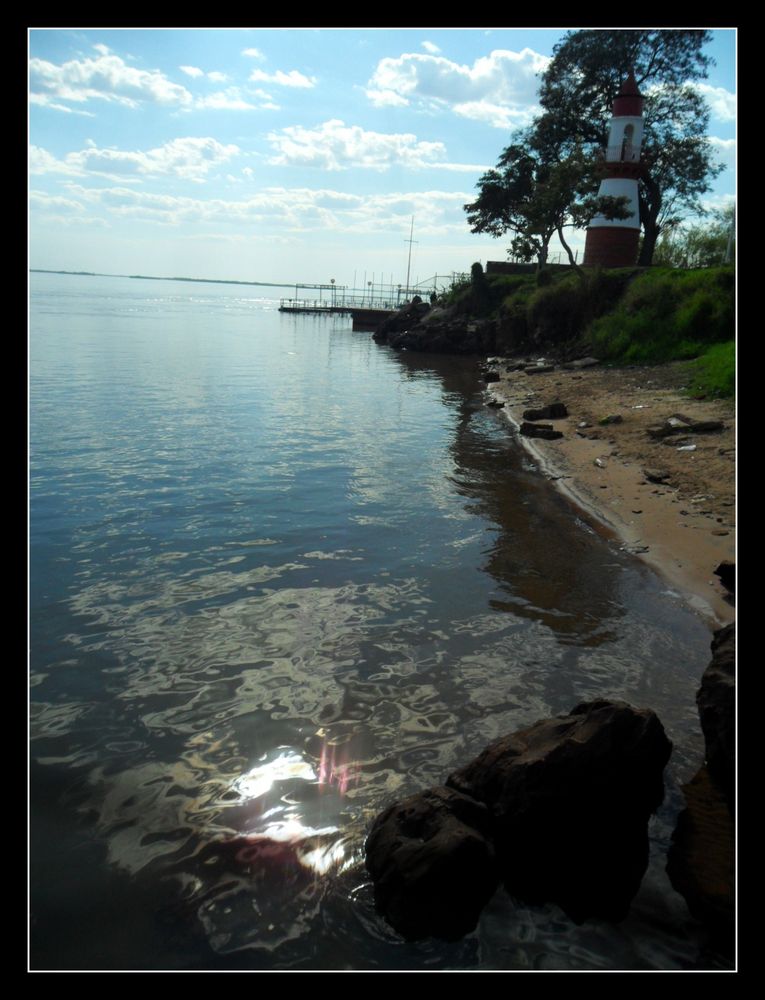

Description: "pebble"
712 529 730 536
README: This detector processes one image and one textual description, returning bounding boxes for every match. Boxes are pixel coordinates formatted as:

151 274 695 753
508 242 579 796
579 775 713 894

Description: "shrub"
688 341 735 398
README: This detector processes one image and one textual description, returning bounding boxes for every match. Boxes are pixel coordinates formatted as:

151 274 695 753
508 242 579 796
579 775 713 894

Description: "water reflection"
391 350 627 645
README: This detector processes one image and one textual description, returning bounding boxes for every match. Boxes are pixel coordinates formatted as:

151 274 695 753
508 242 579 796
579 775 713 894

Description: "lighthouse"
583 71 644 267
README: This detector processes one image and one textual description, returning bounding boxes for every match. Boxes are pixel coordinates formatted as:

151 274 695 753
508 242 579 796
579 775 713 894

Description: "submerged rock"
364 785 498 941
447 699 671 923
365 699 672 938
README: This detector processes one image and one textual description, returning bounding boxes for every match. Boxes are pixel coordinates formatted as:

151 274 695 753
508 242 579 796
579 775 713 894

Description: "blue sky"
29 28 736 289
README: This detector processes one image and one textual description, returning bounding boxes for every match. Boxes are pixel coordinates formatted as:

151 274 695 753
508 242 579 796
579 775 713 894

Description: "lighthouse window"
621 124 635 161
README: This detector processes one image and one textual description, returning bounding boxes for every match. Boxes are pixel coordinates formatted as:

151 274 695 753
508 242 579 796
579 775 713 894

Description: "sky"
29 28 736 291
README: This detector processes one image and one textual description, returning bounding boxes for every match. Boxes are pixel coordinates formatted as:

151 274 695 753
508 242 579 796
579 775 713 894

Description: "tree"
535 30 724 264
464 135 631 275
653 204 735 268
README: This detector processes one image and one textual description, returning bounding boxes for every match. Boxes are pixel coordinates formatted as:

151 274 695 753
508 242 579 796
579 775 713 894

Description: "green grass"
687 341 736 398
586 266 734 364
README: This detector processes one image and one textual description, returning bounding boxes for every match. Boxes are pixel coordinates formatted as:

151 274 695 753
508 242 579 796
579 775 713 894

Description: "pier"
278 274 467 329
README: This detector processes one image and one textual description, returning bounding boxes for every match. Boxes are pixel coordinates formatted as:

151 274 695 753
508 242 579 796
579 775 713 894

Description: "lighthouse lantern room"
583 71 645 267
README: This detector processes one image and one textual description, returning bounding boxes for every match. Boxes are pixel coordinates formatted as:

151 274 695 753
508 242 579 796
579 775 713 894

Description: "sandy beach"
485 359 736 627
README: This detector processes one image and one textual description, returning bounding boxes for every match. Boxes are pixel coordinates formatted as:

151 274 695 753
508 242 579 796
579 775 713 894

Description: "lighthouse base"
583 227 640 268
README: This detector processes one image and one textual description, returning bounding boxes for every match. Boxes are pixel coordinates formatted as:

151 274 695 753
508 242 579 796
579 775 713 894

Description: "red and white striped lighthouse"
583 71 644 267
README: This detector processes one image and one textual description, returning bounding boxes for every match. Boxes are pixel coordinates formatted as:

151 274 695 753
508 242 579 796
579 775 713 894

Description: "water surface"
30 273 721 970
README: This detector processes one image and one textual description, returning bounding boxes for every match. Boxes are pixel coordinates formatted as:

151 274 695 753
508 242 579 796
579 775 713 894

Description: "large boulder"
666 767 735 957
665 624 736 956
697 623 735 811
447 700 672 923
365 700 672 938
364 785 498 941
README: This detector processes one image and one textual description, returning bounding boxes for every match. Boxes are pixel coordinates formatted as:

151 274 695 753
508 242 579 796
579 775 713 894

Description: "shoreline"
484 358 735 628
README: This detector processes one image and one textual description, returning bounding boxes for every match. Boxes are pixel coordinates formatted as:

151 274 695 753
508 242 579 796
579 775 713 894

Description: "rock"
697 623 735 811
486 399 505 409
598 414 623 425
447 700 672 923
483 371 501 383
713 560 735 594
561 356 600 370
687 420 725 435
364 785 498 941
525 364 555 375
373 300 431 343
666 625 736 956
667 415 693 429
520 422 563 441
666 767 735 958
647 417 725 440
643 467 671 484
522 402 568 421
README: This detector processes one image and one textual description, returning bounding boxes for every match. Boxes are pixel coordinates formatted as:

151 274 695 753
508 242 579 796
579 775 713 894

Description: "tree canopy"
465 134 631 272
466 30 724 266
653 204 735 269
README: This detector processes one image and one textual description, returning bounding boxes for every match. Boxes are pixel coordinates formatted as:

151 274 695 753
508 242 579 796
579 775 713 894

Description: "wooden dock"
278 298 396 329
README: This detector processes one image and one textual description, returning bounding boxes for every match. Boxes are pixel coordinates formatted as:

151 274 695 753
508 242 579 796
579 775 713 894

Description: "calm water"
30 272 723 970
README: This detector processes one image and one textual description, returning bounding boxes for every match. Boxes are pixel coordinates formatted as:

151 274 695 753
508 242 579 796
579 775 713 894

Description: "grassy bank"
449 264 735 398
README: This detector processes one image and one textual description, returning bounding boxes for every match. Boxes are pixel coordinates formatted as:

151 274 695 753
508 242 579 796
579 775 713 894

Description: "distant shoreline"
29 269 298 291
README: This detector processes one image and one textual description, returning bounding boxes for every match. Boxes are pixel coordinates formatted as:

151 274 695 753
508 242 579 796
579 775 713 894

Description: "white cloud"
365 47 549 124
709 136 736 170
32 137 240 182
694 83 736 122
247 88 279 110
29 93 96 117
421 41 441 54
266 118 452 171
242 47 265 60
29 190 86 214
29 145 83 176
30 52 193 109
248 68 316 89
366 88 409 108
181 66 229 83
193 88 258 111
59 182 473 236
453 99 536 130
29 189 108 226
700 192 736 214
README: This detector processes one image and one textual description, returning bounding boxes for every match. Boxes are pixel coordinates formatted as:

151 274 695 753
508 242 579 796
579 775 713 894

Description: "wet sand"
486 359 736 626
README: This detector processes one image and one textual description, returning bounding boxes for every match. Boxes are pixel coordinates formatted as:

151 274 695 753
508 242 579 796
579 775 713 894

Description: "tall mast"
404 216 418 298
